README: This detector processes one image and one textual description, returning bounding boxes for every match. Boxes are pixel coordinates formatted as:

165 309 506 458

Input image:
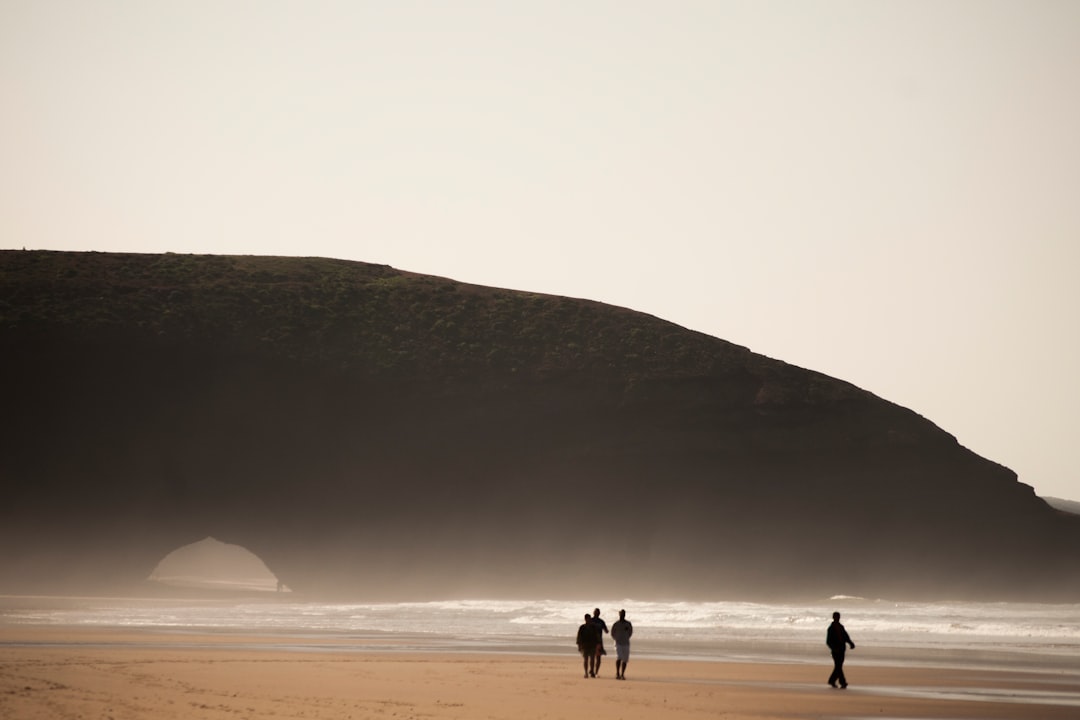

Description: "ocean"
4 595 1079 672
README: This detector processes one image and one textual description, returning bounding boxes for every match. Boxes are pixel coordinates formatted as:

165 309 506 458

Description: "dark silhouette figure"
576 613 600 678
826 611 855 688
591 608 609 675
611 609 633 680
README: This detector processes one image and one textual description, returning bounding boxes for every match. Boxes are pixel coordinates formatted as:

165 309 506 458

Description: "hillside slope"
2 250 1077 600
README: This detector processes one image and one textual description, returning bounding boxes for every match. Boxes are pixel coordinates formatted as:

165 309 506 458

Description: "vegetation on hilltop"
0 250 854 402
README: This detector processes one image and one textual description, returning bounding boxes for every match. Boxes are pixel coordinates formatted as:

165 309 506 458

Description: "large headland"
2 250 1078 601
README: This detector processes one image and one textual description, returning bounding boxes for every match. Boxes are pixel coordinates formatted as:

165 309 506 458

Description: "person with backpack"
576 613 601 678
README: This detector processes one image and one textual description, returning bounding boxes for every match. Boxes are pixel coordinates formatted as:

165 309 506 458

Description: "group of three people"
576 608 856 689
576 608 633 679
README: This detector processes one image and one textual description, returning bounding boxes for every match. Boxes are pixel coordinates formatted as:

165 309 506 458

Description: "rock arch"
149 537 286 593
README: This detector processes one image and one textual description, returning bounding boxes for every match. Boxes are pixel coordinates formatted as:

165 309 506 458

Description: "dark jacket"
577 621 600 649
826 621 853 653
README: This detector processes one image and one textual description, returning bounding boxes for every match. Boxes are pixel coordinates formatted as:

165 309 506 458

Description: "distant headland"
2 250 1078 600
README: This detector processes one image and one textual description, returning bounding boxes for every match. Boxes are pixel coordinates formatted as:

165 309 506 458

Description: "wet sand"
3 626 1080 719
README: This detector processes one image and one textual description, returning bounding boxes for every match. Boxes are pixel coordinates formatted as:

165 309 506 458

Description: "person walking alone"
826 611 855 688
610 609 633 680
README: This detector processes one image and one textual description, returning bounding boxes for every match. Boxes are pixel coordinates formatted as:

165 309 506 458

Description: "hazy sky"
3 1 1078 500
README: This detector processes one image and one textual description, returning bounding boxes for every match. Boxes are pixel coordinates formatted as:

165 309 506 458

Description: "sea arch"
148 536 288 593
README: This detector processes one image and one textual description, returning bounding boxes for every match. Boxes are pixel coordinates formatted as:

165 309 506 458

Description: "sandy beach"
3 626 1080 720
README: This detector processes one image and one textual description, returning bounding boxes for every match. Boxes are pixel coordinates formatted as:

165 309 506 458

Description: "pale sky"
3 1 1078 500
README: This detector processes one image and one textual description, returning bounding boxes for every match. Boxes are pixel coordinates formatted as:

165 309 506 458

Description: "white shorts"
615 643 630 662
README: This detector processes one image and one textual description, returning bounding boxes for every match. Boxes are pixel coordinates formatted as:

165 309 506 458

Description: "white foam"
4 596 1080 650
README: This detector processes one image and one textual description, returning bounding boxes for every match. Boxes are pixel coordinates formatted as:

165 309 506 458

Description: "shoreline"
5 622 1078 674
3 626 1080 719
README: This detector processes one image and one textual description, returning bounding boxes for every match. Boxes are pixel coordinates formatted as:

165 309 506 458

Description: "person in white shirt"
610 609 633 680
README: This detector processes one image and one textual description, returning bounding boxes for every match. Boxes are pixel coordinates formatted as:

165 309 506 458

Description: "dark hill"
2 250 1078 600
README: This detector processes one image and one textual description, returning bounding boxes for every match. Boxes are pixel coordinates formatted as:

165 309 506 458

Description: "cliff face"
2 250 1077 600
